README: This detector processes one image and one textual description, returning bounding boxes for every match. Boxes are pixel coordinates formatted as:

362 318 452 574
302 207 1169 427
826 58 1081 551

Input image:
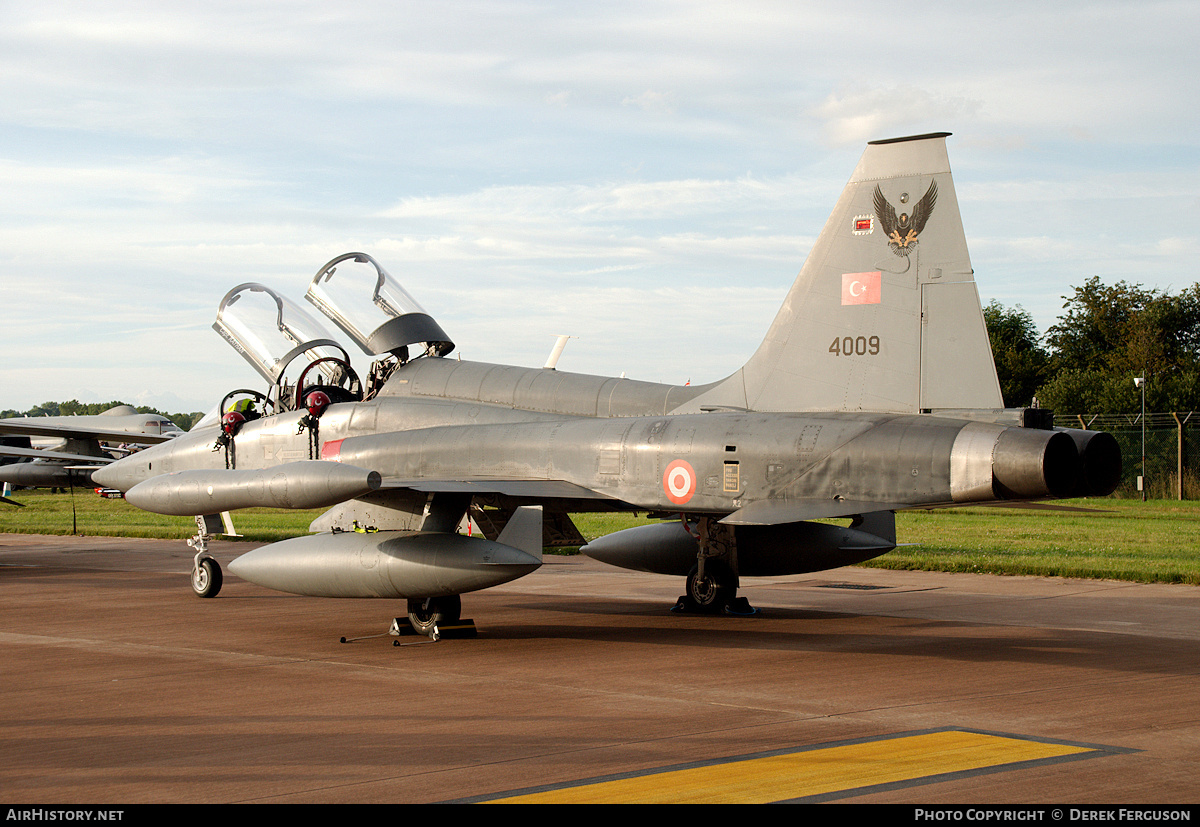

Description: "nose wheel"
191 557 223 598
187 515 224 598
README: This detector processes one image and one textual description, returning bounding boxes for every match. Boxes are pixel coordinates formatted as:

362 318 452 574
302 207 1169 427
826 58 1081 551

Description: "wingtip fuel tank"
583 517 899 577
123 461 382 516
228 528 542 599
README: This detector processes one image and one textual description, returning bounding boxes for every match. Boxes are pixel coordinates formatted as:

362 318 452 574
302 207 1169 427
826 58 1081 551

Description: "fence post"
1172 413 1185 501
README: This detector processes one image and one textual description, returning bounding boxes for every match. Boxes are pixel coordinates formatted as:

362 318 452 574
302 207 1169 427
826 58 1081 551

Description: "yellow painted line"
488 730 1096 804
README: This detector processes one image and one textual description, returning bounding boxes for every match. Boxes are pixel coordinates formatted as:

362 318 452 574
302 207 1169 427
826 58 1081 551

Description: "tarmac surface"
2 532 1199 804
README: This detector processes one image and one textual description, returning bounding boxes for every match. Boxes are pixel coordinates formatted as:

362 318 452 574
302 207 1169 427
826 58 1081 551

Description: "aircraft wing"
719 499 912 525
720 497 1108 526
0 445 114 464
0 421 176 444
381 477 624 501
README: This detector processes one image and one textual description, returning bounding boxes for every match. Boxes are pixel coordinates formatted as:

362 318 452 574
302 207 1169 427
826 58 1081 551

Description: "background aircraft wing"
0 421 177 444
0 445 114 464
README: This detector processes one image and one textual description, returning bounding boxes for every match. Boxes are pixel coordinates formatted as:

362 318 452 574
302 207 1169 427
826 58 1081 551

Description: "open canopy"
213 282 347 385
305 252 454 358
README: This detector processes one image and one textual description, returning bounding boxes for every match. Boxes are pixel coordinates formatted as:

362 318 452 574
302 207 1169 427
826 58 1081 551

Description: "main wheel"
407 595 462 636
685 560 734 611
192 558 223 598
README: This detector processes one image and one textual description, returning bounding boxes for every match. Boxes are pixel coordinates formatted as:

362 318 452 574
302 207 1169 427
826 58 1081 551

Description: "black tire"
407 595 461 636
192 558 223 598
686 560 734 611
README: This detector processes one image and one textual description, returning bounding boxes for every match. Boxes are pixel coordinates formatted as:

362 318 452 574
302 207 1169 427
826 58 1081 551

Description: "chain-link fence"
1065 412 1198 499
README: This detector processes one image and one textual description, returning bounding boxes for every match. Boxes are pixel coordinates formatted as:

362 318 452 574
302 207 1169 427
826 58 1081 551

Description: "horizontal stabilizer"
948 501 1110 513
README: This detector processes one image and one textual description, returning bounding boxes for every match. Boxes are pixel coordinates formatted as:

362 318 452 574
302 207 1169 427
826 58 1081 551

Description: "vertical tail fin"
682 133 1002 414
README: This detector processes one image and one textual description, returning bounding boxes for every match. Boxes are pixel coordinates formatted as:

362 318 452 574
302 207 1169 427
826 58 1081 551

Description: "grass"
0 489 324 542
3 490 1198 585
867 500 1200 585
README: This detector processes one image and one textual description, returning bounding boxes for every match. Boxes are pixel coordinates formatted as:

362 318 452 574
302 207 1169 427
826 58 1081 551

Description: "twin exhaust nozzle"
954 424 1121 503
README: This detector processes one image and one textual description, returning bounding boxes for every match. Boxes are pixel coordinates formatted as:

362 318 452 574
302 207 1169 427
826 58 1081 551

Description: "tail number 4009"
829 335 880 356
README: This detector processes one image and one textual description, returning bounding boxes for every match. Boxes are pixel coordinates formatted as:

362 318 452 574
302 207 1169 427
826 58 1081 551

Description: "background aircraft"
0 406 182 492
93 133 1120 636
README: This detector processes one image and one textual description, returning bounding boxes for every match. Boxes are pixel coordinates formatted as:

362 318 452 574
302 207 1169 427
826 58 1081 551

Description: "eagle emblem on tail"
873 181 938 257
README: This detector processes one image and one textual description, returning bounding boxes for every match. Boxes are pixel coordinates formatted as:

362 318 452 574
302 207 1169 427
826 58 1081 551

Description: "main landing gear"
406 595 462 637
672 517 757 616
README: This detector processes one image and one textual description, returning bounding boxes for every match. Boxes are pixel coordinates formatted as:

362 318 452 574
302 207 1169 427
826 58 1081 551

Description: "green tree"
1 401 202 431
1039 278 1200 414
1035 368 1137 414
983 300 1051 408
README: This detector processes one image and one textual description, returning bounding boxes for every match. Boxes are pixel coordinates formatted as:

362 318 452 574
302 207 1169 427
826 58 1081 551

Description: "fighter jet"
92 133 1120 636
0 406 182 491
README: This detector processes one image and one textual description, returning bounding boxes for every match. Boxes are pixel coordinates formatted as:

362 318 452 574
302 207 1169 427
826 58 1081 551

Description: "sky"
2 1 1198 414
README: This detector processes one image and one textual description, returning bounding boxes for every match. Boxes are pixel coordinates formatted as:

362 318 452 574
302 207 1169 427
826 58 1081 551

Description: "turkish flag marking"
841 271 882 305
320 439 344 461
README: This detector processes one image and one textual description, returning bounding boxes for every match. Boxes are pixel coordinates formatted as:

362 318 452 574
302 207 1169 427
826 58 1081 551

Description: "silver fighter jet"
93 133 1120 636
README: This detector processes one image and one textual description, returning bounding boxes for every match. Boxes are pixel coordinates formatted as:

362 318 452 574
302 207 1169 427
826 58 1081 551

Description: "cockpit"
210 252 455 423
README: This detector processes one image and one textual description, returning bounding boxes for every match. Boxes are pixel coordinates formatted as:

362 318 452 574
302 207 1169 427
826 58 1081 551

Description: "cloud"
812 86 982 147
381 175 805 224
1 1 1199 412
622 90 675 114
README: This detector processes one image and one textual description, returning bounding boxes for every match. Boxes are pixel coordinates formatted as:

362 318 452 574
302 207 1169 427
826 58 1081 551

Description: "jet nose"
90 463 122 491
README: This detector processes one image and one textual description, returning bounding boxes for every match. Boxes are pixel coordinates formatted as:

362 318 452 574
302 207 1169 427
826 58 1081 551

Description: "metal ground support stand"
338 616 478 645
390 616 478 643
671 593 758 616
339 628 397 644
